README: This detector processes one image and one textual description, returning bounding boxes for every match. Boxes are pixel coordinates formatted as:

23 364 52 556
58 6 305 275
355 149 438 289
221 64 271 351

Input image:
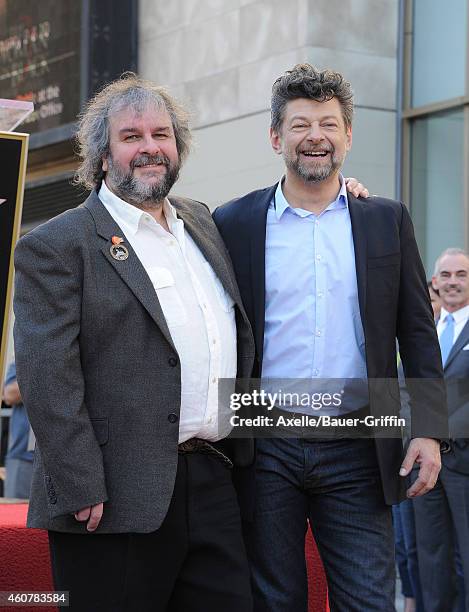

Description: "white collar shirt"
437 304 469 345
98 180 237 442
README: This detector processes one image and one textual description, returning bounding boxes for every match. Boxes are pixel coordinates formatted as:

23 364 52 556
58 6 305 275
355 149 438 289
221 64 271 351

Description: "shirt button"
168 356 178 367
316 330 321 337
316 254 321 261
212 377 217 384
313 369 319 376
212 339 217 345
318 292 323 298
168 413 179 424
202 304 207 310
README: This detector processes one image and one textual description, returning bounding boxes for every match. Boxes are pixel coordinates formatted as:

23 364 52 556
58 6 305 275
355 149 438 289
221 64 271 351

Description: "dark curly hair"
271 64 354 133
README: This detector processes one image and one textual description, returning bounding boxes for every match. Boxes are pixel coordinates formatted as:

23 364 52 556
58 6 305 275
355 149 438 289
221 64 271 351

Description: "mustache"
131 154 170 169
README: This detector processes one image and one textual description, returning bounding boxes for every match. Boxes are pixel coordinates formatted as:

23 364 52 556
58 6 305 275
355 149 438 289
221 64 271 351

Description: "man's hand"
2 380 22 405
345 177 369 199
74 502 104 532
399 437 441 497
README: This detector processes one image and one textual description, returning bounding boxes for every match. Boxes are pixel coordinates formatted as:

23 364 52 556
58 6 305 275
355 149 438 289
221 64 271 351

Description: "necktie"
439 313 455 366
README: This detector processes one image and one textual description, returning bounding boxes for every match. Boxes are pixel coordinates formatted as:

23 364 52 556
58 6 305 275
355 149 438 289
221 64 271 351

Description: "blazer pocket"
367 253 400 269
90 418 109 446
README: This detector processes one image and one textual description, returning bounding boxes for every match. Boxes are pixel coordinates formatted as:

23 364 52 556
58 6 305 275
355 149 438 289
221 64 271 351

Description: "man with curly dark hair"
213 64 447 612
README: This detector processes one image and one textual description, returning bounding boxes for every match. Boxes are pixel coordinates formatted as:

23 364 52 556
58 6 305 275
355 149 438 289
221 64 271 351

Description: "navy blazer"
441 317 469 474
213 185 448 507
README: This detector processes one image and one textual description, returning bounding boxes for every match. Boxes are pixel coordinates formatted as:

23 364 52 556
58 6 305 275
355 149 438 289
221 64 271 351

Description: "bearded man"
13 75 256 612
212 64 447 612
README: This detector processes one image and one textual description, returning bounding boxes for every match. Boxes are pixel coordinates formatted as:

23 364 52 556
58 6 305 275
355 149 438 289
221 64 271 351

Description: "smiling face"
270 97 352 183
102 103 180 207
433 253 469 313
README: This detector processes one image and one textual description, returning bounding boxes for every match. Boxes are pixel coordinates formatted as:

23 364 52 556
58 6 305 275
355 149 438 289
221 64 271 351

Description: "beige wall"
139 0 398 204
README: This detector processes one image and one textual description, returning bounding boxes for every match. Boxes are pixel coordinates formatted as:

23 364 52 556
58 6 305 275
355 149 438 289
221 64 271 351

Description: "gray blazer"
442 318 469 474
13 191 255 533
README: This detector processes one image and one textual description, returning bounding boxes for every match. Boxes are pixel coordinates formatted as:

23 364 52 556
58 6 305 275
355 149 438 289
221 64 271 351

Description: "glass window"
410 109 465 276
412 0 467 107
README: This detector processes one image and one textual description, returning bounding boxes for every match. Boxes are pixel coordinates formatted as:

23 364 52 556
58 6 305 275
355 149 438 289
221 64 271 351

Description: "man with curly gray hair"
13 74 255 611
213 64 447 611
74 74 192 195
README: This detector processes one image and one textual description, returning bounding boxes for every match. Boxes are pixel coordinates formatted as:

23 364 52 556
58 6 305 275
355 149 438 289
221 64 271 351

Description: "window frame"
401 0 469 254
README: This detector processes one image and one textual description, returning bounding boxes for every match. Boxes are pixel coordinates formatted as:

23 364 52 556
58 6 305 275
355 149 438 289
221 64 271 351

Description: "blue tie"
439 313 455 366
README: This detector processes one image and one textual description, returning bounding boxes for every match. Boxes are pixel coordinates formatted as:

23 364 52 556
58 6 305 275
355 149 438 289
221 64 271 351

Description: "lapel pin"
110 236 129 261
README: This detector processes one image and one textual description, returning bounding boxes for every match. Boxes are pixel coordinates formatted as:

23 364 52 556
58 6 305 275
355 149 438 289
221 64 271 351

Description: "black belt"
178 438 233 469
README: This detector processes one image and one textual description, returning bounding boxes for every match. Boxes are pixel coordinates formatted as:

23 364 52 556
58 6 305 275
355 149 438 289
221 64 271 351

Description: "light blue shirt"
262 177 368 414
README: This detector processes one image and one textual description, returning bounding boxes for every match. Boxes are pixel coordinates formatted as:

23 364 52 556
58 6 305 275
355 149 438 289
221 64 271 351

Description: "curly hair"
271 64 354 133
74 73 192 189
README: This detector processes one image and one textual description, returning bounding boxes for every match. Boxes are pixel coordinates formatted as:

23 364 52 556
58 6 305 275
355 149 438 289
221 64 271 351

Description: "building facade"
402 0 468 275
139 0 397 207
1 0 467 287
139 0 469 277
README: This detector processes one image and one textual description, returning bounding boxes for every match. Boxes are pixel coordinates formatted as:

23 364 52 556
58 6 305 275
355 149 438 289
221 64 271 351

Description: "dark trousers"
48 453 252 612
412 465 469 612
244 437 395 612
392 499 424 611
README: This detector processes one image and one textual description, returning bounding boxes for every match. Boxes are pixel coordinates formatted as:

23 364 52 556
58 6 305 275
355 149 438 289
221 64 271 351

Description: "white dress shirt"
99 180 237 443
437 304 469 346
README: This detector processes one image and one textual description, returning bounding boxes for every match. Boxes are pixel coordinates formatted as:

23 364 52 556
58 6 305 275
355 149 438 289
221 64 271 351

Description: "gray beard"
284 150 344 183
106 154 180 209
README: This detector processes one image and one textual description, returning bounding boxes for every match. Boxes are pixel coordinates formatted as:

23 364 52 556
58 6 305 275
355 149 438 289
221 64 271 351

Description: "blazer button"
168 413 179 424
49 496 57 504
168 356 178 367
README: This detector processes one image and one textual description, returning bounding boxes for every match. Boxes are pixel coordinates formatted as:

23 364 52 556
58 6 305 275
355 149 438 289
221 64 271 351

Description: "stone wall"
139 0 398 205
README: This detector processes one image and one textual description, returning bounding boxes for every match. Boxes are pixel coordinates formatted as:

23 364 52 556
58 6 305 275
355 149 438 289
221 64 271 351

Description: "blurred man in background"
2 361 33 499
413 248 469 612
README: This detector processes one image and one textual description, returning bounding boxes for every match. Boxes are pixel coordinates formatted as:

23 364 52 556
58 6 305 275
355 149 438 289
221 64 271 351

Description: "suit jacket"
441 318 469 474
13 191 255 533
213 185 448 507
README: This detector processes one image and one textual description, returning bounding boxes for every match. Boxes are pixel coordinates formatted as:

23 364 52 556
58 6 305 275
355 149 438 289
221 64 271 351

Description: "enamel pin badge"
110 236 129 261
